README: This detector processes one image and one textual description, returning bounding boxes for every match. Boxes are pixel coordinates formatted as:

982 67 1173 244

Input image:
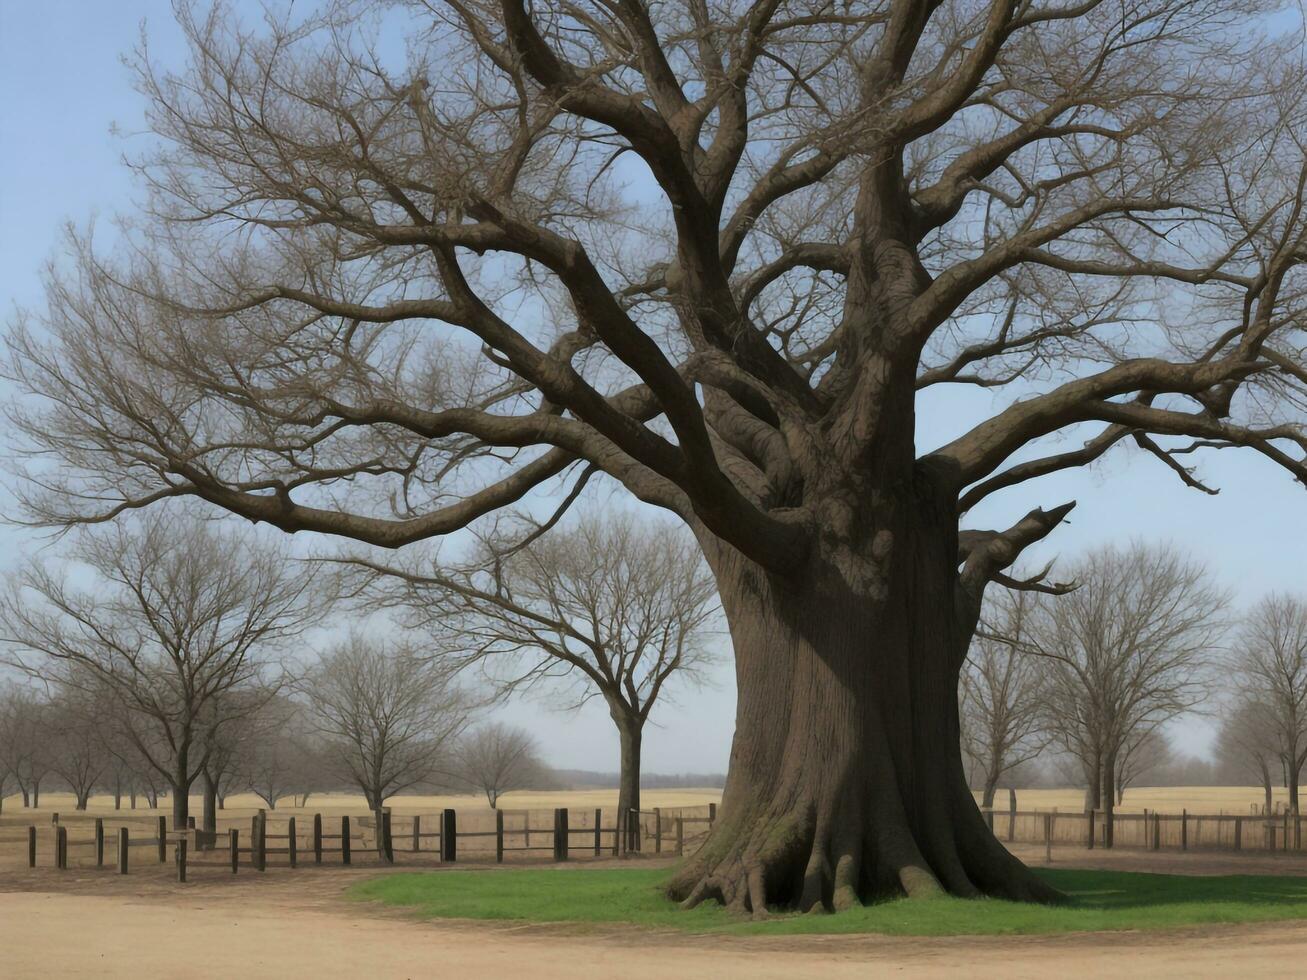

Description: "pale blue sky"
1 1 1303 774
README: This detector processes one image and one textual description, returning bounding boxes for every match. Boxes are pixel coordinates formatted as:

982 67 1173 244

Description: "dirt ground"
5 849 1307 978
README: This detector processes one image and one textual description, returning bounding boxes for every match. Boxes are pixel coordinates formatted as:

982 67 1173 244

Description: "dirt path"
2 863 1307 979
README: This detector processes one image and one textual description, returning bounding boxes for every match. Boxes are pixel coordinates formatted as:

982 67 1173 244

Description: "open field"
0 786 724 820
1 783 1293 822
7 853 1307 977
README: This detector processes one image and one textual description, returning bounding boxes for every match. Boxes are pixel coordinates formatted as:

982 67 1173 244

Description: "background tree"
0 682 51 808
1216 696 1283 814
1228 595 1307 812
45 685 111 810
343 512 717 823
6 0 1307 910
0 517 320 828
1026 543 1225 830
456 722 547 809
305 635 473 809
961 589 1048 809
239 698 326 810
1113 728 1171 806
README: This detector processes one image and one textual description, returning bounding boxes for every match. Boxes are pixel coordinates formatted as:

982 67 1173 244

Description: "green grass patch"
349 866 1307 936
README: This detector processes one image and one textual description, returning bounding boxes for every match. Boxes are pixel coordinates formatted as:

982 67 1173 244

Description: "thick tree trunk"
981 776 998 811
669 505 1060 915
613 711 643 853
202 771 218 836
20 786 30 808
1101 750 1117 847
170 777 190 830
31 781 40 808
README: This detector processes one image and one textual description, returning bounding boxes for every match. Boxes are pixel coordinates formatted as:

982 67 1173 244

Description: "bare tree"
343 512 717 822
46 685 111 810
1228 595 1307 812
304 635 473 809
1216 695 1283 814
0 517 320 829
239 698 327 810
961 589 1048 809
0 682 51 808
1025 543 1226 829
456 722 547 809
6 1 1307 909
1113 727 1171 806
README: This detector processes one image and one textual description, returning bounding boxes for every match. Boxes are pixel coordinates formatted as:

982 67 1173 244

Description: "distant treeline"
555 770 726 790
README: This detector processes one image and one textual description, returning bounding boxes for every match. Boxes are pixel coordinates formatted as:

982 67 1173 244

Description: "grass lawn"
350 866 1307 936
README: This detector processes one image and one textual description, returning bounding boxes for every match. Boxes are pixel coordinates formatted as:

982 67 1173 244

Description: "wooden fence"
16 803 720 879
985 803 1306 853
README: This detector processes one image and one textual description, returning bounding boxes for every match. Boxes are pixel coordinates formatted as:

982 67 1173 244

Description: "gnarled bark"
670 491 1061 914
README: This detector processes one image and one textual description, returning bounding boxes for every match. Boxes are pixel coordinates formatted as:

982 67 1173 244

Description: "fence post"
28 826 36 868
1106 808 1114 849
496 809 505 863
1008 789 1017 843
95 818 105 867
1086 809 1095 849
1235 815 1243 851
313 814 323 864
554 808 569 861
157 816 167 864
117 827 129 875
594 808 602 857
256 810 267 872
176 838 187 883
413 814 421 854
1181 809 1188 851
440 809 456 863
230 828 239 874
631 808 642 853
708 802 717 828
654 807 662 855
1153 811 1161 850
382 808 394 863
341 816 351 865
676 815 684 856
288 816 298 868
1044 812 1052 863
56 826 68 870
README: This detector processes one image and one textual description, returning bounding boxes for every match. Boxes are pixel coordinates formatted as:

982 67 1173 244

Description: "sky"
0 1 1304 776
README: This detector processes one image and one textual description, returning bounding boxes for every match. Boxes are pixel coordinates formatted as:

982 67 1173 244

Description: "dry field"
980 785 1299 815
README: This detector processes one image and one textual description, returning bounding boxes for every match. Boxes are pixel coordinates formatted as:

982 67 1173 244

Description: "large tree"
341 511 718 825
0 518 320 829
5 1 1307 910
